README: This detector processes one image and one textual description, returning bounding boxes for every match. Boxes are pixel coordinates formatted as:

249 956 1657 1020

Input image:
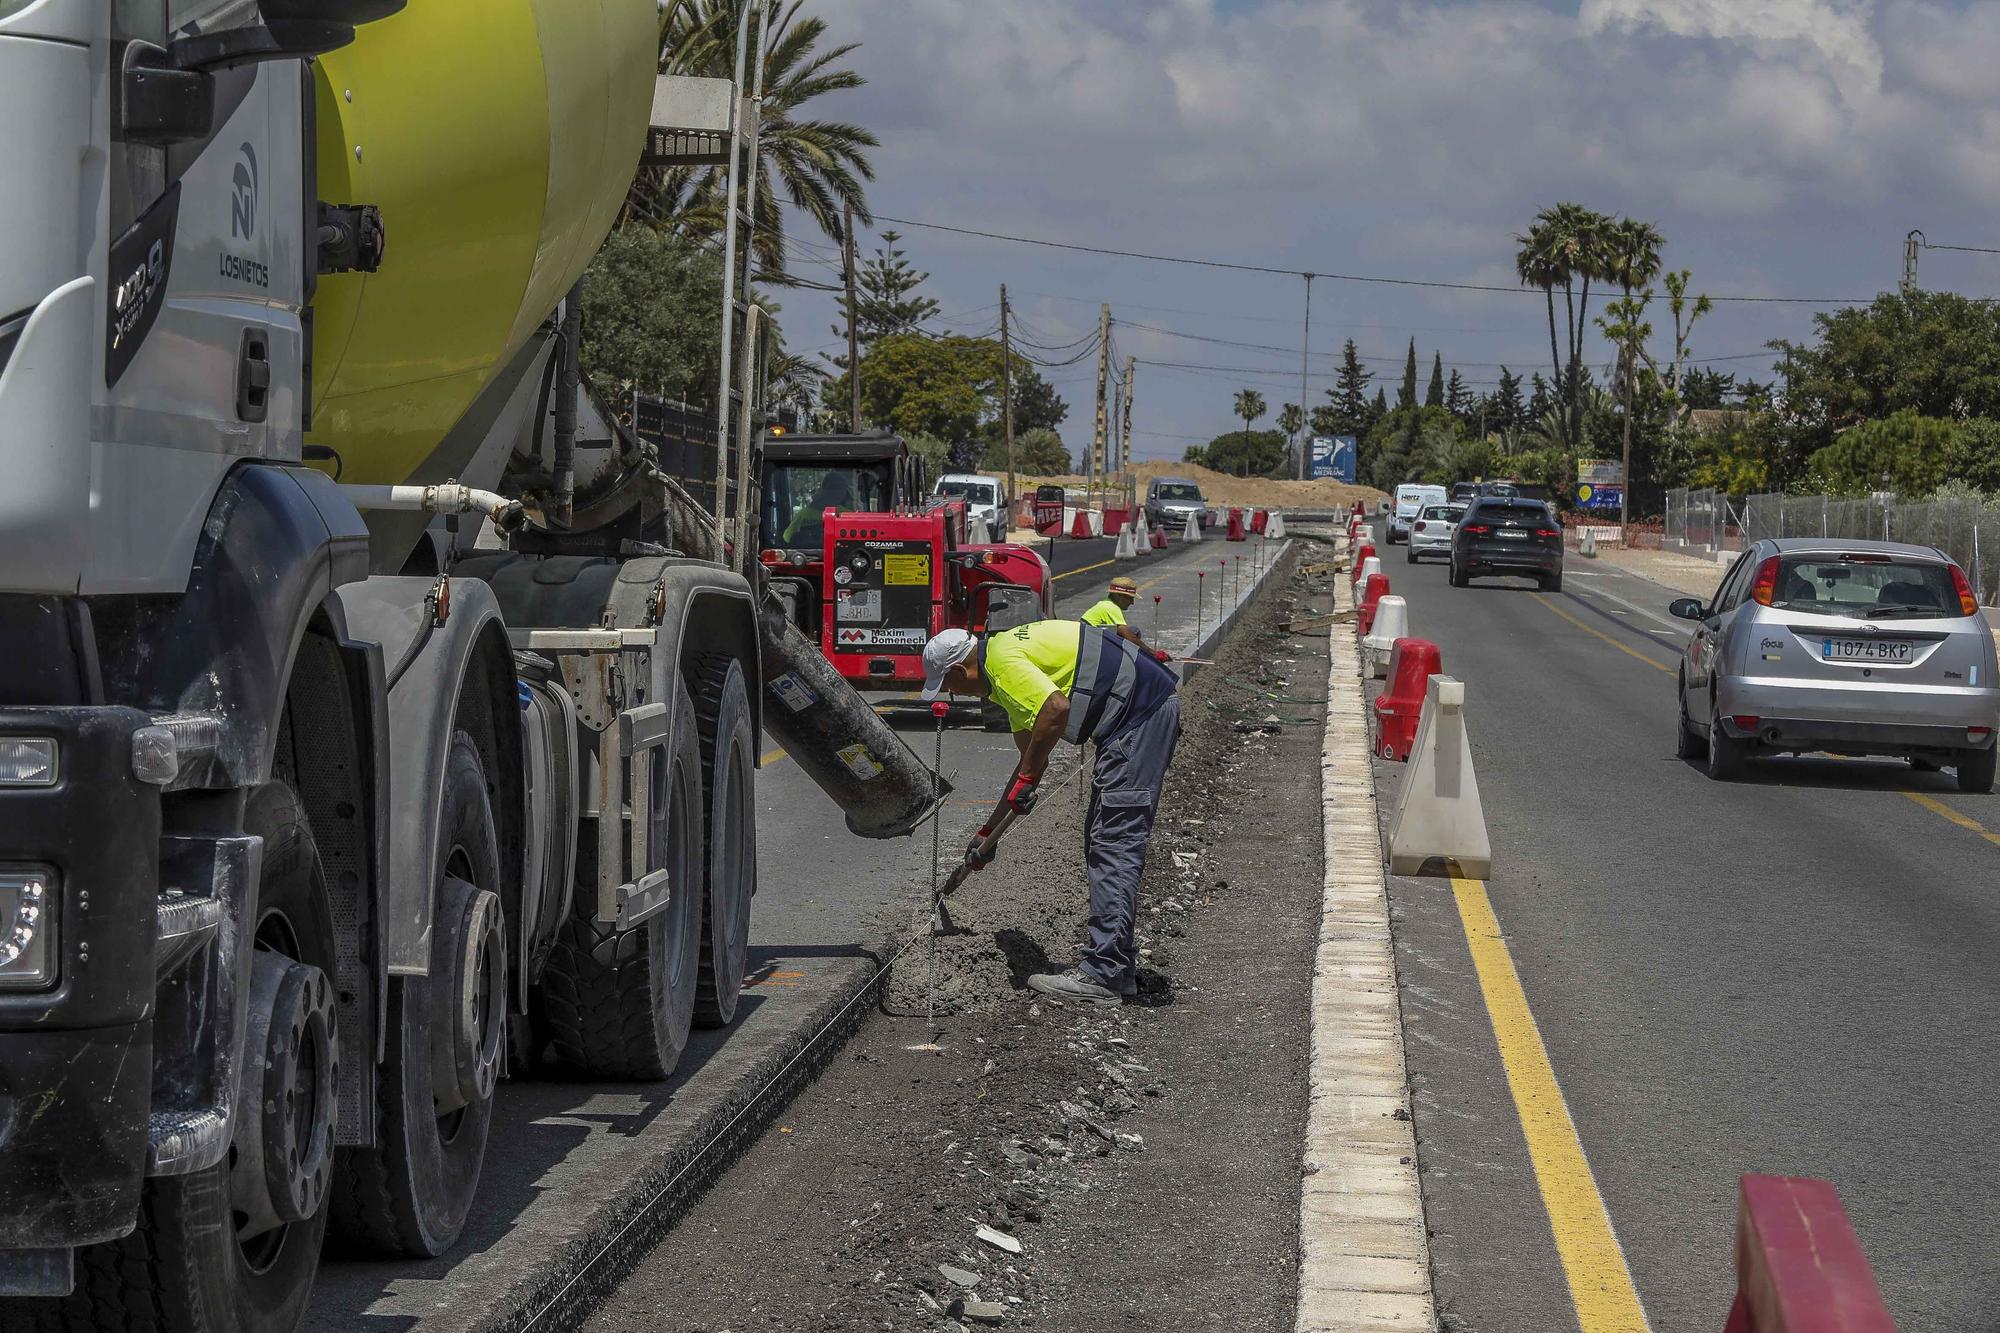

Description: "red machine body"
821 506 1050 688
758 432 1052 692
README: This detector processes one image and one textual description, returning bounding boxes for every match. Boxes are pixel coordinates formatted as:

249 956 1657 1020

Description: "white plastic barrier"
966 515 993 545
1363 594 1408 679
1354 554 1381 588
1113 524 1137 559
1268 513 1287 540
1385 674 1492 879
1579 528 1598 558
1182 514 1202 543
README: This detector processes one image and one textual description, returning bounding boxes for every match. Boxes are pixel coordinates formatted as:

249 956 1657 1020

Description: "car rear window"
1468 504 1549 527
1154 483 1202 501
1420 505 1463 522
1770 555 1968 618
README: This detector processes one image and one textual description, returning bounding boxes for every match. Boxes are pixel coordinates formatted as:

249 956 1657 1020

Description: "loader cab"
758 433 921 557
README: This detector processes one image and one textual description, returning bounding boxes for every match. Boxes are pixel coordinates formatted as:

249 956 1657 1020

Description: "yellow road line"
1902 790 2000 847
1051 556 1115 583
1449 876 1651 1333
760 744 787 766
1529 593 1674 675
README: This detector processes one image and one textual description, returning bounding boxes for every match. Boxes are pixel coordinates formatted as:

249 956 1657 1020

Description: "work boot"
1027 968 1121 1007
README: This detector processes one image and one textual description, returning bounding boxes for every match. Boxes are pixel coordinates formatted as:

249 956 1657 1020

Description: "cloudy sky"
777 0 2000 463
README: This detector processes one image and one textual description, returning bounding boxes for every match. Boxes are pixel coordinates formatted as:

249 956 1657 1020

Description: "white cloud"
791 1 2000 453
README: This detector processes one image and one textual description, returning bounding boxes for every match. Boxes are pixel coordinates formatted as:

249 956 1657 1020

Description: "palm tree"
1277 402 1303 437
1516 203 1618 452
1597 295 1654 536
1233 389 1267 477
636 0 878 280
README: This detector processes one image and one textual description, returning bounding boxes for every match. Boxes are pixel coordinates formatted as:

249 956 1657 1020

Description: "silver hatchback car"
1670 538 2000 790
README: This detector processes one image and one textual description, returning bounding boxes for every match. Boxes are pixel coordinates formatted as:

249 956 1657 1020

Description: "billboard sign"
1310 435 1357 482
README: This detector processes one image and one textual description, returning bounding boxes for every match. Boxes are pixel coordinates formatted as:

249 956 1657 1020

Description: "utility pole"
1092 302 1110 511
1000 283 1015 515
844 202 861 432
1121 355 1135 513
1297 273 1315 480
1903 229 1924 294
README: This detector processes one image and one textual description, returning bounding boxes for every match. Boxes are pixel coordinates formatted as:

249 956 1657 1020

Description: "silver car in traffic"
1406 502 1463 562
1670 539 2000 789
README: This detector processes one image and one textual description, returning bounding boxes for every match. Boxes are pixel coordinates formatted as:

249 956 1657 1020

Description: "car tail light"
1414 522 1427 533
1969 726 1992 742
1950 563 1980 616
1463 523 1492 536
1732 715 1760 733
1749 556 1781 606
1534 528 1558 538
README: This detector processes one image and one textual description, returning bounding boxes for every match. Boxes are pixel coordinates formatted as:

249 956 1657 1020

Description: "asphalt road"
1366 527 2000 1331
304 528 1281 1330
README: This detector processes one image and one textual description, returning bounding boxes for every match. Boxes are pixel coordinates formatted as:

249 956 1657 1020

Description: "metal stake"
925 703 947 1043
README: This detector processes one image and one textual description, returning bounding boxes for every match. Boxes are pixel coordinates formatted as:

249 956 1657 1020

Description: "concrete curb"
473 942 899 1333
1180 539 1291 682
1295 550 1437 1332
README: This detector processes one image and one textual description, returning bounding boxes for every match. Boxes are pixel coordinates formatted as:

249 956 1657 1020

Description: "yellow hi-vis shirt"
982 621 1082 733
1080 598 1127 628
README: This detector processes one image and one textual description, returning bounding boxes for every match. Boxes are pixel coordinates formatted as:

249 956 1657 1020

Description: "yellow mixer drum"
307 0 659 483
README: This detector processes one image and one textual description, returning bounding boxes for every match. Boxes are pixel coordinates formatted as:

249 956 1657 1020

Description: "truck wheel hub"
231 950 339 1244
431 879 505 1117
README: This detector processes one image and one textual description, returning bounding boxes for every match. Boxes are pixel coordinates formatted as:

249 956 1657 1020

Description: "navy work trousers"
1079 697 1182 990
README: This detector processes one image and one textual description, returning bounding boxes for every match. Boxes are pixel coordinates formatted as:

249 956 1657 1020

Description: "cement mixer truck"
0 2 942 1328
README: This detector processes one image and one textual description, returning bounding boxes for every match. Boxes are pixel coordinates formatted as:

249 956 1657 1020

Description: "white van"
934 473 1005 537
1388 483 1447 544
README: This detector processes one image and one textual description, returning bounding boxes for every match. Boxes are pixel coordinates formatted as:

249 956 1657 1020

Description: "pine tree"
1372 386 1389 421
1324 339 1374 436
1397 339 1418 411
1492 366 1524 432
830 230 940 354
1445 368 1471 419
1527 371 1553 423
1425 352 1445 408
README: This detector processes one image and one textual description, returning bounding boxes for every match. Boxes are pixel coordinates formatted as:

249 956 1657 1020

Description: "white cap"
920 627 977 700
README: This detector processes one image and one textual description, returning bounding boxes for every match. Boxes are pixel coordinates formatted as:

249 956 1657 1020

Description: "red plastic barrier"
1724 1176 1895 1333
1351 543 1376 583
1104 508 1129 535
1357 573 1389 635
1250 508 1269 534
1352 500 1367 520
1069 510 1093 539
1149 525 1167 550
1371 637 1442 761
1226 508 1246 541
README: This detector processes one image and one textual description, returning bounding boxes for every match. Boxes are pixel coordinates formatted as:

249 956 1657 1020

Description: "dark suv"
1449 498 1563 591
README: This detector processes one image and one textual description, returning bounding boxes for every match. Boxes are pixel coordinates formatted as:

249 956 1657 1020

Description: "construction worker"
1081 575 1170 661
921 622 1181 1006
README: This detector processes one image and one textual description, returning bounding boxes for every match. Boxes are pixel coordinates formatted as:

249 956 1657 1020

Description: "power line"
874 213 1871 305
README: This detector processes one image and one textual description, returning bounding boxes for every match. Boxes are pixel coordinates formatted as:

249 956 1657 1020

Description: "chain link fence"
1662 487 1744 558
1733 491 2000 605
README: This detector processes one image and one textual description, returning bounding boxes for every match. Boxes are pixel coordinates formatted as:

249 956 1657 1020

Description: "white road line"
1295 550 1436 1333
1566 579 1686 632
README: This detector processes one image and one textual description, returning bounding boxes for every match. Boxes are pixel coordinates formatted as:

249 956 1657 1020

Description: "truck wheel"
692 656 756 1029
330 733 503 1258
8 783 338 1333
542 674 704 1078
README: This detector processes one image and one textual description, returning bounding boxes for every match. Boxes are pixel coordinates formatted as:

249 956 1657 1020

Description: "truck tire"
330 733 503 1258
4 783 338 1333
692 656 756 1028
541 673 705 1078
